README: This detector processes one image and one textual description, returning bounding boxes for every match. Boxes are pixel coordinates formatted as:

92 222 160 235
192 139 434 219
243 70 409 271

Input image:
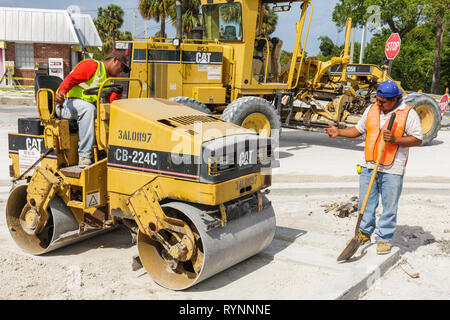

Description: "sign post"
385 33 401 76
439 94 449 115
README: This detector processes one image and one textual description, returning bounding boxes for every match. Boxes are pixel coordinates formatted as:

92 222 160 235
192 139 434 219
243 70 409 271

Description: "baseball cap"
377 80 403 98
105 51 131 73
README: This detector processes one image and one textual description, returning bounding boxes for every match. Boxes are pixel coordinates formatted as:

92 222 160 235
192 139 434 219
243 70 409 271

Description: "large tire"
169 96 212 114
221 96 281 137
403 93 441 145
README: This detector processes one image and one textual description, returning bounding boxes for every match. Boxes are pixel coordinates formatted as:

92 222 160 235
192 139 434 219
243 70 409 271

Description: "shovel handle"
354 113 396 236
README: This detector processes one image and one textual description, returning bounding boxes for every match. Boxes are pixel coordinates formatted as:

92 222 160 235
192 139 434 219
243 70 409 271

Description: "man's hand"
382 129 396 143
325 123 339 138
55 92 66 105
111 86 123 94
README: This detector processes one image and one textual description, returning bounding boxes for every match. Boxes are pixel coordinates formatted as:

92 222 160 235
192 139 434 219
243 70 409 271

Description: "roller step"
60 165 82 179
67 200 84 208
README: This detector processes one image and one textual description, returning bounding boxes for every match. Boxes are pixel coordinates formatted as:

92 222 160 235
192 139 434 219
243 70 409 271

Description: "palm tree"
94 5 124 48
168 0 201 36
259 5 278 36
220 3 241 23
139 0 173 38
428 0 449 93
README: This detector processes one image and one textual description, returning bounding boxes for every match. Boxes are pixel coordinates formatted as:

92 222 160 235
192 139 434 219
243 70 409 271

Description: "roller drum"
138 196 276 290
6 183 111 255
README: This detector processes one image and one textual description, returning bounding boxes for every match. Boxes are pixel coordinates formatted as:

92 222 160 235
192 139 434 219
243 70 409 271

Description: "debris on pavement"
322 196 359 218
399 258 420 279
131 255 143 271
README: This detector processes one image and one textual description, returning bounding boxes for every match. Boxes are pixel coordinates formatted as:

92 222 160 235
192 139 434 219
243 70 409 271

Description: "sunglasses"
376 98 394 105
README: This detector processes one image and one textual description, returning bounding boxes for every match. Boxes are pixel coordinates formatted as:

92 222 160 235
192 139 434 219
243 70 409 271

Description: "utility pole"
145 19 148 38
359 24 367 64
349 26 356 64
133 9 136 39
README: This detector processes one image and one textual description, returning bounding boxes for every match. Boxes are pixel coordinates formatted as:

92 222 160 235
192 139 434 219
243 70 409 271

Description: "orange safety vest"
365 104 413 166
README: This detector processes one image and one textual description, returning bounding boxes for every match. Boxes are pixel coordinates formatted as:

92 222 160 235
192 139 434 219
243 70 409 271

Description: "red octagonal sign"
385 33 401 60
440 94 448 114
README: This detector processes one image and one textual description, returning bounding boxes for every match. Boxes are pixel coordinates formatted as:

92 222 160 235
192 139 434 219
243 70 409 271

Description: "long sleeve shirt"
58 60 121 103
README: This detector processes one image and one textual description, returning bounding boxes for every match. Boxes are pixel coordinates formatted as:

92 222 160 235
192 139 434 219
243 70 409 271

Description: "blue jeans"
61 98 96 158
358 166 404 243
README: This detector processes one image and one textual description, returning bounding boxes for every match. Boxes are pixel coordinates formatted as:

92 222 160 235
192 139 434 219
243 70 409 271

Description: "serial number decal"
118 130 152 143
114 148 158 166
235 175 258 190
108 145 200 180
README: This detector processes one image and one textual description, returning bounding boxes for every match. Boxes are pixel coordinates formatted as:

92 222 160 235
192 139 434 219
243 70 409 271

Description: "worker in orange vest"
325 81 423 255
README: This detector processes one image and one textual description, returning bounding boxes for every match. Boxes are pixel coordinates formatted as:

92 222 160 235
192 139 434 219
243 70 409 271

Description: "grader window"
202 3 243 41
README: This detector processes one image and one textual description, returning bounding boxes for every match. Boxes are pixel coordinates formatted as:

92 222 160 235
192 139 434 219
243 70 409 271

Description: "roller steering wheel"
83 84 123 96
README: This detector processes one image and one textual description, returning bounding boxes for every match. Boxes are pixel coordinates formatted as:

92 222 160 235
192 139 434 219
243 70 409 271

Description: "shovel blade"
337 238 361 261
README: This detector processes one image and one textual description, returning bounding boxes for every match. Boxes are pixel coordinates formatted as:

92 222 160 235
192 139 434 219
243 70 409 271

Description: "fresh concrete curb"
314 247 401 300
258 227 402 300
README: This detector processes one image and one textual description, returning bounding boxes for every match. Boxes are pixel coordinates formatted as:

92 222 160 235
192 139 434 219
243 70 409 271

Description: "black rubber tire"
169 96 212 114
403 93 441 145
221 96 281 137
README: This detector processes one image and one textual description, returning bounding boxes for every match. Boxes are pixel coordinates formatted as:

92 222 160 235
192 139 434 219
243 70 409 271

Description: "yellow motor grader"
117 0 441 145
6 76 276 290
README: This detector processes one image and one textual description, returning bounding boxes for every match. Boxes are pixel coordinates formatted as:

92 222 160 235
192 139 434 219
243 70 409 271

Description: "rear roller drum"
138 199 276 290
6 183 109 255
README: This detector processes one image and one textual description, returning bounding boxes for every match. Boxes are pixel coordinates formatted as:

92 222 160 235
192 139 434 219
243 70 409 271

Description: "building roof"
70 13 103 48
0 7 102 48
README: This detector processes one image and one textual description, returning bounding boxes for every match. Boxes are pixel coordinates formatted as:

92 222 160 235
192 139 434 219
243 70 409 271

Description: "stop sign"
439 94 449 114
385 33 401 60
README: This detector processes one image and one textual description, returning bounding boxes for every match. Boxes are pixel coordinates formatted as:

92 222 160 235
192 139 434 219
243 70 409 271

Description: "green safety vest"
66 60 109 104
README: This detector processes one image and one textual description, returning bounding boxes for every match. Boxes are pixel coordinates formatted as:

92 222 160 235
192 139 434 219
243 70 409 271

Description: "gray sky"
1 0 373 56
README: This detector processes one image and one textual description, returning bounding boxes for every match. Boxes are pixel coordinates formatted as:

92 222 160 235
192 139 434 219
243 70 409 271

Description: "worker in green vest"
56 51 130 168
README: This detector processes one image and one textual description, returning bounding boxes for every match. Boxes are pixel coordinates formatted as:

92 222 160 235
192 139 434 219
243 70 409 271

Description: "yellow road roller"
6 77 276 290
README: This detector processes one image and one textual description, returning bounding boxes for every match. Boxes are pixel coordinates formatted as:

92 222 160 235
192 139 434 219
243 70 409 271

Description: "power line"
83 7 137 13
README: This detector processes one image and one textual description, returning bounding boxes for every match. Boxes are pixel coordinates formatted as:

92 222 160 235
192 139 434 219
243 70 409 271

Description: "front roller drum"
6 183 109 255
138 198 276 290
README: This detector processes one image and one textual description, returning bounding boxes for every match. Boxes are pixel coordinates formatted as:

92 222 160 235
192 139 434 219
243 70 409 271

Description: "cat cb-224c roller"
6 77 277 290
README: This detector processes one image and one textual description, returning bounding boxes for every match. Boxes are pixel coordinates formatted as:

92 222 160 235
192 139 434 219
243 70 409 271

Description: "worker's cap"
377 80 403 98
105 51 131 73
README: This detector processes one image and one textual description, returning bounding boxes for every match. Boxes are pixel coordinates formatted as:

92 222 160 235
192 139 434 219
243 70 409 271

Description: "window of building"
15 43 34 69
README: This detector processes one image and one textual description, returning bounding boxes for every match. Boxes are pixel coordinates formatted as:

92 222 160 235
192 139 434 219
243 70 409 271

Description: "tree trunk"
161 14 166 38
431 10 444 94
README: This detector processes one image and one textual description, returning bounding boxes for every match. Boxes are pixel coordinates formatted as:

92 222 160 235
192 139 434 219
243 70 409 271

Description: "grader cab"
118 0 441 145
7 76 277 290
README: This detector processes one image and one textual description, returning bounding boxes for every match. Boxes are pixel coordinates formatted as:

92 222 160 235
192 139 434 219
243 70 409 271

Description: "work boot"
358 230 371 245
376 241 392 255
346 230 371 246
78 156 92 168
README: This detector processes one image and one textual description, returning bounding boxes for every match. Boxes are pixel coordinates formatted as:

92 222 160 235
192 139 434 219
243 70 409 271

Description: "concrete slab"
259 227 401 300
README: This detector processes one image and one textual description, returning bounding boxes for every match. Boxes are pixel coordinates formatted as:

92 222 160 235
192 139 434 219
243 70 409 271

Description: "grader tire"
403 93 441 145
169 96 212 114
221 96 281 137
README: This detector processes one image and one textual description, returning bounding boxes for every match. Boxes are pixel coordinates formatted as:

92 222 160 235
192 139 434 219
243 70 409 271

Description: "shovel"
337 113 396 261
